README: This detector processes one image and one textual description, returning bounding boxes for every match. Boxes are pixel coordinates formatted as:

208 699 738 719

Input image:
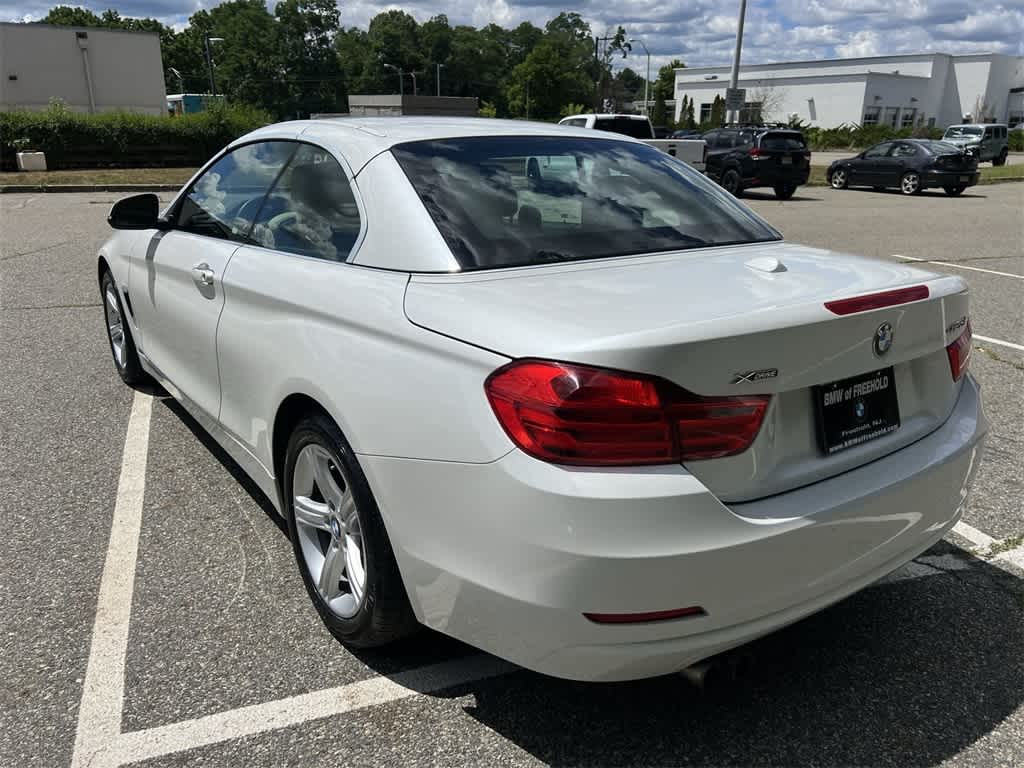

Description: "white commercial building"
0 22 167 115
675 52 1024 129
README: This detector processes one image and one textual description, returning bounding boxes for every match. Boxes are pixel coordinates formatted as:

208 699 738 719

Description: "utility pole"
204 36 224 97
409 71 417 96
593 34 616 112
436 63 445 97
383 63 404 96
726 0 748 123
629 38 650 115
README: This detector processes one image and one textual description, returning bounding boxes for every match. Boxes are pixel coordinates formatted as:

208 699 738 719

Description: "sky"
3 0 1023 74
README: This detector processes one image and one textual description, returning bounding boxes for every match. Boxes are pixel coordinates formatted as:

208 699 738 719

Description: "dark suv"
702 126 811 199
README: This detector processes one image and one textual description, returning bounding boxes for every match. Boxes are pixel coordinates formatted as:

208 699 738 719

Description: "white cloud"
835 30 880 58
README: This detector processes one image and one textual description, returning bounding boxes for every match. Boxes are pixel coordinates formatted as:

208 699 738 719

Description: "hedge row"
0 101 272 170
801 124 946 151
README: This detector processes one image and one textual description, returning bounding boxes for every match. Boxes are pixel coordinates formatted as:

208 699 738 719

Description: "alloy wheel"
292 443 367 619
901 173 920 195
104 286 125 369
831 170 847 189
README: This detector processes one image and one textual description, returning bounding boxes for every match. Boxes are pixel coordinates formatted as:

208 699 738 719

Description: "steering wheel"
267 210 299 231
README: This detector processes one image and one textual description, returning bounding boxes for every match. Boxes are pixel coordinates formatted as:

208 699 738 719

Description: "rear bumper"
924 169 980 188
746 163 810 187
361 375 986 681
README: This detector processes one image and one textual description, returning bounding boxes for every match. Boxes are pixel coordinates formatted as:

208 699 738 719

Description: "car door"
702 131 725 179
215 142 367 476
848 142 893 185
128 140 297 420
880 142 919 185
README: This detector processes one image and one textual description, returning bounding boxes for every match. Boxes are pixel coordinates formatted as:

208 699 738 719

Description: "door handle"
191 262 215 287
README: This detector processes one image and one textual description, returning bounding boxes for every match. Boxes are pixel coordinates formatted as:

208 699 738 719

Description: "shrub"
802 123 944 151
0 100 272 170
1010 131 1024 153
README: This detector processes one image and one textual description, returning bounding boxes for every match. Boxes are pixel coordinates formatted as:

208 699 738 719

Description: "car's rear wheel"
900 172 922 195
284 411 417 647
944 185 966 196
721 169 743 197
829 169 848 189
773 184 797 200
993 149 1008 167
101 269 151 386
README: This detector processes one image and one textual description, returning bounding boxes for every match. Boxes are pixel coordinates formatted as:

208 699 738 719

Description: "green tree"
652 87 667 127
274 0 341 117
420 15 452 95
506 14 594 119
709 94 726 127
367 9 422 92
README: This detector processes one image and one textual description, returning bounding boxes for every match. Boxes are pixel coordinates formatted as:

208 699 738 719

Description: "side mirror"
108 193 162 230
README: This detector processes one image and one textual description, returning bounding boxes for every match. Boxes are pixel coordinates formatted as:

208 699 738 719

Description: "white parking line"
895 254 1024 280
974 334 1024 353
113 655 515 765
72 392 153 768
952 520 998 550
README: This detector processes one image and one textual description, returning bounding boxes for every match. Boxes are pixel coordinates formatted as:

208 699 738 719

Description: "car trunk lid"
405 242 969 501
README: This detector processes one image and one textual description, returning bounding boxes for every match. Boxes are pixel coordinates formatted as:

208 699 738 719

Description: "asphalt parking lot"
1 183 1022 768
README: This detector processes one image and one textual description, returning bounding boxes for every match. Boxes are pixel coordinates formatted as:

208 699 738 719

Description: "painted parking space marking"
69 389 1024 767
974 334 1024 353
113 655 515 766
72 392 153 768
895 253 1024 280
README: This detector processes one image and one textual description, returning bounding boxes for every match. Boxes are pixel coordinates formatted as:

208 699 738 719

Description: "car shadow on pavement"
739 190 822 202
158 398 1023 765
449 541 1023 766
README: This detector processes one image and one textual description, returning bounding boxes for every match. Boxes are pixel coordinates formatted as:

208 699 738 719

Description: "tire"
283 411 417 648
773 184 797 200
993 149 1007 167
721 169 743 197
829 169 848 189
100 269 151 386
900 171 922 195
943 185 966 196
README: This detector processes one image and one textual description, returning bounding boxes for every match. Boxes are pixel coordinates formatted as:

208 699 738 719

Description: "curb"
0 183 181 193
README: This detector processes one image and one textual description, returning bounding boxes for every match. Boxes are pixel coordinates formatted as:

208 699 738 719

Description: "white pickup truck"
558 113 707 173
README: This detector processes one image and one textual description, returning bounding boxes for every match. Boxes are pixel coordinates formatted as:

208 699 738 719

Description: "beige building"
0 22 167 115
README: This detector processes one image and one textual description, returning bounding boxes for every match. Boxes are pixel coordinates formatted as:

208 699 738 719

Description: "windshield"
593 117 654 139
943 126 983 138
391 136 780 271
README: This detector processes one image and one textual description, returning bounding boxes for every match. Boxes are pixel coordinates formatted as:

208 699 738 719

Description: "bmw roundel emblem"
873 322 894 356
854 399 866 420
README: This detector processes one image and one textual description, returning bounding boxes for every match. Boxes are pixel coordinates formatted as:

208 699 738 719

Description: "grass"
0 167 197 187
2 162 1021 189
808 164 1024 186
987 535 1024 558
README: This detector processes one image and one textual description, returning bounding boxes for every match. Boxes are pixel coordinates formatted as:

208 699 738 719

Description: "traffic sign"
725 87 746 111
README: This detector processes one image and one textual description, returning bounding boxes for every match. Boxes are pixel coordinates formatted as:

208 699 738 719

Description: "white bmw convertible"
99 118 986 682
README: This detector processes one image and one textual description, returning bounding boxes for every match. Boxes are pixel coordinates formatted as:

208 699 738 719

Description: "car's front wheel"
829 169 848 189
284 411 417 648
101 269 151 386
944 185 966 196
993 149 1008 167
900 171 922 195
721 169 743 197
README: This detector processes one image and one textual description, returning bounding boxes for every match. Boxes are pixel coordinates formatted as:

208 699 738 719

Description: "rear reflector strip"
824 285 929 315
583 606 707 625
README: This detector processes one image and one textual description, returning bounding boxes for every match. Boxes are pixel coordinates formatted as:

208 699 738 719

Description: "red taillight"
947 321 972 381
824 285 930 315
584 606 706 624
749 147 764 157
484 360 770 466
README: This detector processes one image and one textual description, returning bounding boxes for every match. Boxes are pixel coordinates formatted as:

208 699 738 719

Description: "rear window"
759 132 806 151
593 117 654 139
391 136 780 271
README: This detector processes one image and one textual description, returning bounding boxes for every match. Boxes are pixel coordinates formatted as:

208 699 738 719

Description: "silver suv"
941 124 1009 165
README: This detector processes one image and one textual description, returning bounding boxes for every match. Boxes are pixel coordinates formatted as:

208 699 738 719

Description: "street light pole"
727 0 748 124
629 38 650 116
409 71 417 96
204 36 224 97
383 63 403 96
436 63 445 97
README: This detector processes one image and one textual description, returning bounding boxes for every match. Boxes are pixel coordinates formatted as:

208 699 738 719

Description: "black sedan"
827 139 979 196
